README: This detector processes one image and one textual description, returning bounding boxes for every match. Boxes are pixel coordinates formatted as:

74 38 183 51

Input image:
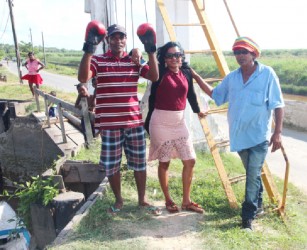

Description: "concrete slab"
32 112 85 157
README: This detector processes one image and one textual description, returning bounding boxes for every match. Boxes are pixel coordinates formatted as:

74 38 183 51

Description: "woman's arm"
37 60 45 71
190 68 213 98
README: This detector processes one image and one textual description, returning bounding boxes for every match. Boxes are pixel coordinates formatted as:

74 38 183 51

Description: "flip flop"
107 206 121 215
140 205 162 216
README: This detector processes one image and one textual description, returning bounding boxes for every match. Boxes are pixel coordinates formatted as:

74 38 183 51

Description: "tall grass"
190 53 307 96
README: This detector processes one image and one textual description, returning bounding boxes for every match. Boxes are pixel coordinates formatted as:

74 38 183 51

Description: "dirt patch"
125 203 206 249
135 161 206 249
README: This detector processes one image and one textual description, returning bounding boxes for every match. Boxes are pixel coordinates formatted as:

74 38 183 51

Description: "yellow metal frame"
156 0 229 77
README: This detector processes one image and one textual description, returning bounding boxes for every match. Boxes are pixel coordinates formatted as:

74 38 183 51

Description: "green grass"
47 146 307 250
0 66 77 114
190 53 307 96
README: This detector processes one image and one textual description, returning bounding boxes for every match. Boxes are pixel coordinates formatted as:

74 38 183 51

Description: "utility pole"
41 32 46 66
7 0 23 84
30 28 34 52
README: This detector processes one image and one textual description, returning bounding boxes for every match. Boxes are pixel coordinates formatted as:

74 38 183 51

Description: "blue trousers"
238 141 269 220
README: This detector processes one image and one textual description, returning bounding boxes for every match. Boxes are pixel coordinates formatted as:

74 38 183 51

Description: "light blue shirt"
212 62 285 152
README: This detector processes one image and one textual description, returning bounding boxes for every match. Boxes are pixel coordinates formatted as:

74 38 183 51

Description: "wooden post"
44 95 51 128
57 103 67 143
81 98 93 144
34 86 40 112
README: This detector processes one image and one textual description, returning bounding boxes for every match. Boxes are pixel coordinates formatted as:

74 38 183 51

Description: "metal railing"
34 87 93 144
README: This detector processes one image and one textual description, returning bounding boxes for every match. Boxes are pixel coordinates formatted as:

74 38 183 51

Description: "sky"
1 0 307 52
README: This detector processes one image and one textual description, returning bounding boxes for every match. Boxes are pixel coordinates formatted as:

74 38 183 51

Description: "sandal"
181 202 204 214
107 206 121 216
165 200 179 213
140 204 162 216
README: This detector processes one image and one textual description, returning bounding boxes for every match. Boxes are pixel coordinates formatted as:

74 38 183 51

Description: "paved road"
211 113 307 196
266 127 307 195
4 60 80 93
4 60 307 195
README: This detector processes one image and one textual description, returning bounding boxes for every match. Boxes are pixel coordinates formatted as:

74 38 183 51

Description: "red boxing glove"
137 23 156 53
82 20 106 54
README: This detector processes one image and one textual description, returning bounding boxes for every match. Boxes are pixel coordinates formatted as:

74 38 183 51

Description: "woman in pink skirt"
145 42 205 214
22 52 45 96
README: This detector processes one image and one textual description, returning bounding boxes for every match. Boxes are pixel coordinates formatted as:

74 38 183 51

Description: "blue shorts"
99 126 146 177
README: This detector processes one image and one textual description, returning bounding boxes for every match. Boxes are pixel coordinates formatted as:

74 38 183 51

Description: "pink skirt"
22 74 43 84
148 109 196 162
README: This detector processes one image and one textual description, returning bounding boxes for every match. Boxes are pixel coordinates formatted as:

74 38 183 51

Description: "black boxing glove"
82 20 106 54
137 23 156 53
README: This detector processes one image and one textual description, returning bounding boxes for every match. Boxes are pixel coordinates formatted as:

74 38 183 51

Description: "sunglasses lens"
165 52 183 59
234 49 249 55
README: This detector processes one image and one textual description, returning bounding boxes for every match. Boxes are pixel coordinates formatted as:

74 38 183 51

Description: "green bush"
12 175 59 228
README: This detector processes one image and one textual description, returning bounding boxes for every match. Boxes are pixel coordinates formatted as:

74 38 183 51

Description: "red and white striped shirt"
90 50 149 130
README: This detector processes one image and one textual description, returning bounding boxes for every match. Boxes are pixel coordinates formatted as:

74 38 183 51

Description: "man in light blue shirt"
191 37 284 231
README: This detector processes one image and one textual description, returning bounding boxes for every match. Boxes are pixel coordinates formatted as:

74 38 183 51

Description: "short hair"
49 91 56 96
28 52 34 56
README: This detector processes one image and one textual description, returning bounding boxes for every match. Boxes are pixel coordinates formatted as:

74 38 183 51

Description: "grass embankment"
48 139 307 250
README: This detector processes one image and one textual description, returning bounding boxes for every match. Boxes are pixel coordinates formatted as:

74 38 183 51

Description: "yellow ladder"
156 0 287 213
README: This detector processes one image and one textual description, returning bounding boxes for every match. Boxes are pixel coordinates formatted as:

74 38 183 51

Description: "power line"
0 14 10 41
0 0 7 28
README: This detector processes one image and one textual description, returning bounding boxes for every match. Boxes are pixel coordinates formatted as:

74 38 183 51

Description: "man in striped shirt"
78 23 159 214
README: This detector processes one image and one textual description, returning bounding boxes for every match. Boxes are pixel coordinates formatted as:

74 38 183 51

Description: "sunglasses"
233 49 250 55
165 52 183 59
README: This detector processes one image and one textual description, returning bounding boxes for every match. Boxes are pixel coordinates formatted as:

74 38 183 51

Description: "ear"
106 36 110 45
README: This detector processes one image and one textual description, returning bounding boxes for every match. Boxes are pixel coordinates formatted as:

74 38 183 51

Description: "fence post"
57 103 67 143
44 95 51 128
34 86 40 112
81 98 93 144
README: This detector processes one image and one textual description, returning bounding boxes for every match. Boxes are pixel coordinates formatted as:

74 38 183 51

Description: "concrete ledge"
284 100 307 132
50 179 109 247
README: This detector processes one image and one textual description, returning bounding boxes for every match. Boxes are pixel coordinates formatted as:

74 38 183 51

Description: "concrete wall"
0 116 63 182
284 100 307 131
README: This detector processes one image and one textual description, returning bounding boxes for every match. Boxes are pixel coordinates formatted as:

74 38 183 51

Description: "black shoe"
242 219 253 230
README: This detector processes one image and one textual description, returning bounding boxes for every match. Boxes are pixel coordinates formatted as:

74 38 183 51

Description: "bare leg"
28 82 34 96
182 159 195 205
108 171 123 209
134 170 147 205
158 161 172 202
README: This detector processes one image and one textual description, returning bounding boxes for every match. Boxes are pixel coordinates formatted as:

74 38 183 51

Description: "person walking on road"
192 37 285 230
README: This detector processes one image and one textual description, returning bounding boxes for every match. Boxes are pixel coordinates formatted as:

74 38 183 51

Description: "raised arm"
137 23 159 82
145 52 159 82
78 20 106 83
78 53 93 83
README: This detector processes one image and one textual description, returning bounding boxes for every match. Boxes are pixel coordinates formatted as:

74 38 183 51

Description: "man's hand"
137 23 156 53
82 20 106 54
269 132 282 152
